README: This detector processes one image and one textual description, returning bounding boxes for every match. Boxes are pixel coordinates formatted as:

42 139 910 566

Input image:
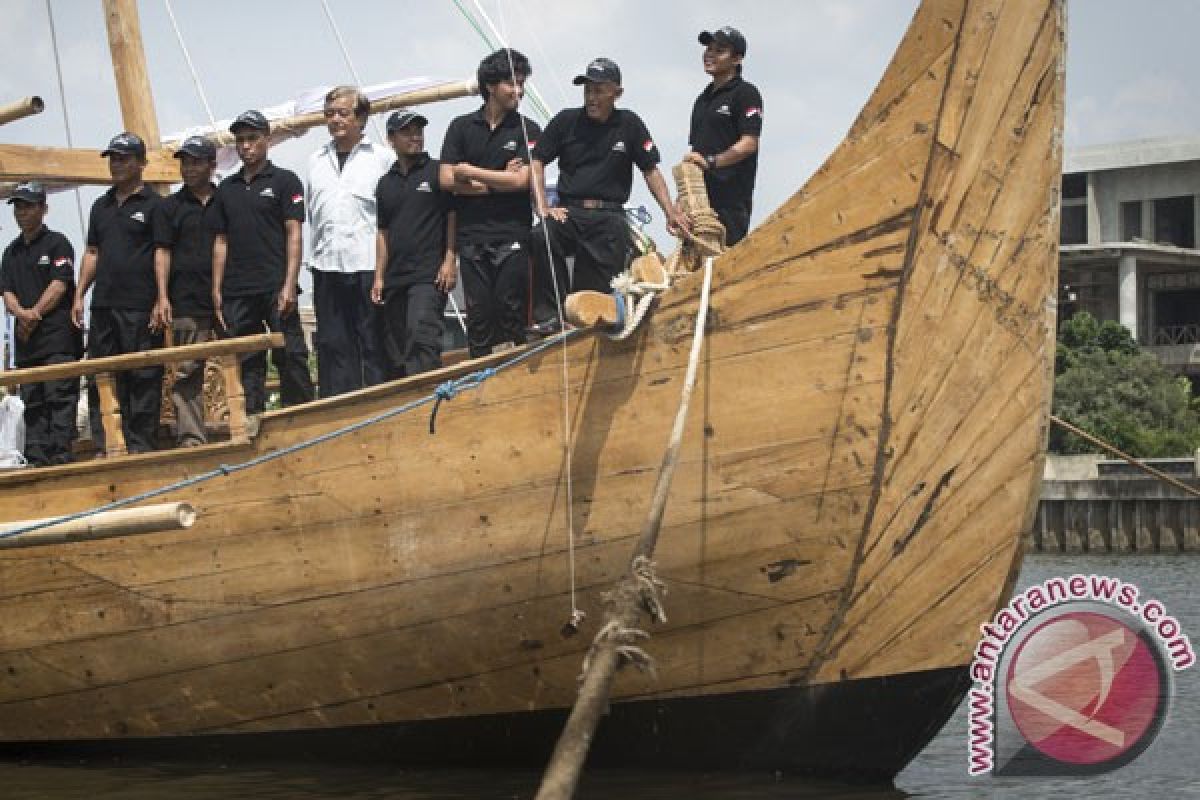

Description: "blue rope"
610 291 627 333
0 329 584 543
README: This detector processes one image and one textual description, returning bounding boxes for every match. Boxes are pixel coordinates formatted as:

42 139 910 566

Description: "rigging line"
509 0 571 111
316 0 387 143
42 0 87 240
162 0 218 129
470 0 552 123
494 2 579 619
450 0 498 52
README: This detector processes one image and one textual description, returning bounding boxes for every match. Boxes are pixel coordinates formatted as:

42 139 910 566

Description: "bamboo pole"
0 502 195 549
0 96 45 127
102 0 161 150
535 255 717 800
0 332 283 388
179 80 479 148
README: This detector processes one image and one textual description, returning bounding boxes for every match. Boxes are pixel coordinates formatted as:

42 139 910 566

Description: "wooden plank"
94 372 126 457
0 333 282 388
102 0 161 152
0 144 178 185
219 356 248 442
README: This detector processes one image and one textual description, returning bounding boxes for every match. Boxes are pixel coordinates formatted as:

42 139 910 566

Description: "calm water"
3 555 1196 799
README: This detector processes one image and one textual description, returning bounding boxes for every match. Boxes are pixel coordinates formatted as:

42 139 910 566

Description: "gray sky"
2 0 1197 278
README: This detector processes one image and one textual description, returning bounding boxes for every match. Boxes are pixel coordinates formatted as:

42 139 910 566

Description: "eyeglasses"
323 107 356 119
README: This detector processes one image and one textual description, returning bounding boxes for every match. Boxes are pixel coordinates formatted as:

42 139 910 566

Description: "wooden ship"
0 0 1064 782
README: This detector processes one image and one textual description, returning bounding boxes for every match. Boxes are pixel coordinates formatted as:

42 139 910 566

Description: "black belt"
561 197 625 212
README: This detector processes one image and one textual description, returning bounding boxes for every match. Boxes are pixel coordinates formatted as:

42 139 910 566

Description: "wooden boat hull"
0 0 1063 779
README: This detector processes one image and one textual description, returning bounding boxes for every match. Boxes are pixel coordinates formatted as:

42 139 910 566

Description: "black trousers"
381 283 447 380
459 239 529 358
19 352 80 466
312 270 386 398
716 205 752 247
222 293 315 414
87 309 163 454
531 208 632 324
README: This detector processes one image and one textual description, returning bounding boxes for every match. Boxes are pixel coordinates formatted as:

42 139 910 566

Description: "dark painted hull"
2 667 968 783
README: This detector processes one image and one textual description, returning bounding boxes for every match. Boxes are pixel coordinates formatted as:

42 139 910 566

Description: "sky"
1 0 1198 294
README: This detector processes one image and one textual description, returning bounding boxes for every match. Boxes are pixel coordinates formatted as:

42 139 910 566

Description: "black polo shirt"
376 153 451 290
0 227 80 364
440 107 541 243
86 185 160 311
534 108 660 205
153 184 216 316
210 160 305 297
688 75 763 212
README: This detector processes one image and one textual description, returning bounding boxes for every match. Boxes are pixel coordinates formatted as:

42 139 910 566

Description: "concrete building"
1059 137 1200 376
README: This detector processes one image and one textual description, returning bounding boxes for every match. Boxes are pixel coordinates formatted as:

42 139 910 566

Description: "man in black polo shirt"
152 135 218 447
530 57 686 331
440 48 541 358
72 131 164 454
685 26 763 246
211 110 315 418
372 110 457 378
0 183 81 466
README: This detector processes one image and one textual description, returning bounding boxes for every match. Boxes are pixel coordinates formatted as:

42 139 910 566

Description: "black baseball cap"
386 109 428 133
698 26 747 56
7 182 46 205
572 57 622 86
230 109 270 134
174 135 217 160
101 131 147 158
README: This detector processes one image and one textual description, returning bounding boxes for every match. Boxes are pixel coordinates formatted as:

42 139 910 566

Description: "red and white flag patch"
642 139 655 152
745 107 762 118
53 257 72 268
291 193 303 204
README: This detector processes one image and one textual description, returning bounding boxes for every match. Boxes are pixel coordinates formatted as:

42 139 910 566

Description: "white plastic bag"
0 393 27 468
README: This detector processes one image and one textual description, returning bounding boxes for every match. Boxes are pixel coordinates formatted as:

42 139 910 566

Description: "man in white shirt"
306 85 394 397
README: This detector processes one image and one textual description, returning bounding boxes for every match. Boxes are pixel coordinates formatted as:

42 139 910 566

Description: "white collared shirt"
306 137 395 273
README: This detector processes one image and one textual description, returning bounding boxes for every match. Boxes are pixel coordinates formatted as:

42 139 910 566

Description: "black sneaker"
526 317 563 337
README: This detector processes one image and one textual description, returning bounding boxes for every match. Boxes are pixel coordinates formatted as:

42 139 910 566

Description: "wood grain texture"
0 0 1063 745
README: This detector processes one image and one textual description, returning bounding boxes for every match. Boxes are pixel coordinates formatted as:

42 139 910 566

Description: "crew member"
440 48 541 357
152 135 218 447
0 183 81 466
306 85 393 397
210 110 315 419
685 26 763 246
372 110 456 378
530 57 686 331
72 132 164 454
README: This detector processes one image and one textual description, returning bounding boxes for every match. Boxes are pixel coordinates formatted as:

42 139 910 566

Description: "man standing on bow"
211 110 315 420
685 25 763 246
0 183 81 465
440 48 541 358
151 135 218 447
372 110 456 378
306 85 393 397
529 57 685 332
72 132 164 454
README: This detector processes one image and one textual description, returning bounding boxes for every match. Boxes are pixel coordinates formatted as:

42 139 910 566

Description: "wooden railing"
0 333 282 457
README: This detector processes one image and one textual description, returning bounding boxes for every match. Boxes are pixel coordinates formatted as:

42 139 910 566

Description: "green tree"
1051 312 1200 456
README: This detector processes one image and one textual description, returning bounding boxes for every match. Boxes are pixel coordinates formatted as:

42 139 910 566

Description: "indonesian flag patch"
53 257 72 268
291 193 303 204
527 139 538 150
642 139 655 152
745 107 762 118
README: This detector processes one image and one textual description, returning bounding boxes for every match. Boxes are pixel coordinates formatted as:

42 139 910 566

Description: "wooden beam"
0 144 178 185
0 333 283 388
0 96 44 127
0 502 196 549
102 0 161 149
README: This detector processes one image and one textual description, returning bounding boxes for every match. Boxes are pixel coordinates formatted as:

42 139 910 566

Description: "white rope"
162 0 218 129
509 0 572 112
605 269 671 341
42 0 87 238
472 0 553 123
493 2 581 623
317 0 387 143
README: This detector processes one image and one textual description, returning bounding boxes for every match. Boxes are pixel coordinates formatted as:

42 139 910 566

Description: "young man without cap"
684 25 763 247
440 48 541 358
